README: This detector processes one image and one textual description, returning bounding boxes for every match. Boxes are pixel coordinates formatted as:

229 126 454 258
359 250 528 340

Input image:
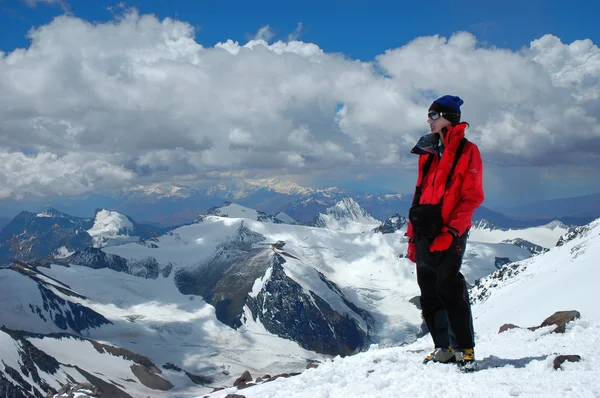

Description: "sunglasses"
428 111 458 120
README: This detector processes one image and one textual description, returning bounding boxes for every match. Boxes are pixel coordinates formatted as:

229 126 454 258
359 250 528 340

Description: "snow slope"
0 328 188 398
0 204 552 396
469 220 569 248
204 218 600 398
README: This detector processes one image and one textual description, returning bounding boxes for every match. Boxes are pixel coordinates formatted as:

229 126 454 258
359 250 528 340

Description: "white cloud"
374 32 600 166
22 0 68 11
0 152 134 199
288 22 304 41
254 25 275 42
0 10 599 198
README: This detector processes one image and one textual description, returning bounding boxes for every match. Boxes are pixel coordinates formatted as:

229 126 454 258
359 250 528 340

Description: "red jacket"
406 123 484 238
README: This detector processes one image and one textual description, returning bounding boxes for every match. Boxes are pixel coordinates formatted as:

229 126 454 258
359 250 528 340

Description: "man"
405 95 484 370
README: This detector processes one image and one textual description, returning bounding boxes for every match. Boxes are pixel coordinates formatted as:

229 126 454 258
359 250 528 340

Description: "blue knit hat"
429 95 463 125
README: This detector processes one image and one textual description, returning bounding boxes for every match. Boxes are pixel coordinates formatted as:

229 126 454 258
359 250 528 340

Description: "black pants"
415 232 474 349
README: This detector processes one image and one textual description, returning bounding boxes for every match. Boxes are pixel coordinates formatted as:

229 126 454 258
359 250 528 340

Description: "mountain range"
0 208 170 265
2 180 597 229
203 217 600 398
0 197 566 397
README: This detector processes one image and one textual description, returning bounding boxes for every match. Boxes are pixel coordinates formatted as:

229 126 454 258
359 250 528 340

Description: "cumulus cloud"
0 9 599 199
0 152 134 199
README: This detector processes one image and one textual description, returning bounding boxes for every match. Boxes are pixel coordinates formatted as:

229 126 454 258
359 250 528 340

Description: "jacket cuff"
443 226 459 238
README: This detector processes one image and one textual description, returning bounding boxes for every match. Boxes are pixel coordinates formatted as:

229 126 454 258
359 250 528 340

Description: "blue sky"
0 0 599 209
2 0 598 60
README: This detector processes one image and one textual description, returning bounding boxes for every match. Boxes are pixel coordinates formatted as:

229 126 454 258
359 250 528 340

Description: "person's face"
427 111 451 134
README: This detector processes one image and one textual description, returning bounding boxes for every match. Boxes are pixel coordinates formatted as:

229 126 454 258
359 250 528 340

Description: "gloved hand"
407 240 416 263
429 228 455 252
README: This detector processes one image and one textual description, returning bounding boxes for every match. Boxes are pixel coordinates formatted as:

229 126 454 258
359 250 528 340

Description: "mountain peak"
327 197 378 222
243 178 315 196
373 213 408 234
333 197 361 211
543 220 569 230
472 219 503 231
87 209 136 248
119 183 199 199
198 202 294 224
313 197 380 233
36 207 73 219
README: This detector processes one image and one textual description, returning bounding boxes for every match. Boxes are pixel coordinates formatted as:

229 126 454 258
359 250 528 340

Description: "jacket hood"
411 123 468 155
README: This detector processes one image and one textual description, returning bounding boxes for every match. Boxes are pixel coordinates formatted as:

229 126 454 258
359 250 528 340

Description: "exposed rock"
497 311 581 335
64 248 129 273
557 225 591 246
2 364 33 395
501 238 548 256
53 382 100 398
89 340 159 372
246 256 372 356
237 382 256 390
306 363 319 370
31 284 112 333
471 260 529 305
162 363 181 372
472 219 503 231
233 370 252 387
70 366 133 398
408 296 421 310
128 257 160 279
494 257 511 269
0 209 93 264
184 371 213 385
255 374 271 383
528 311 581 333
269 372 301 382
373 214 407 234
1 327 59 397
498 323 520 333
130 364 173 391
553 355 582 370
161 262 173 278
174 222 268 328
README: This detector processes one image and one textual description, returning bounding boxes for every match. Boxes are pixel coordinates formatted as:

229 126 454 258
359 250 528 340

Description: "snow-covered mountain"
98 180 413 226
0 208 170 264
472 218 501 230
312 198 381 233
274 212 297 224
200 180 408 225
115 182 201 200
196 202 296 224
0 326 184 398
87 209 138 248
0 203 535 396
202 217 600 398
0 208 92 264
206 178 315 198
471 218 600 326
469 219 569 249
107 181 599 228
501 238 549 256
373 214 408 234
